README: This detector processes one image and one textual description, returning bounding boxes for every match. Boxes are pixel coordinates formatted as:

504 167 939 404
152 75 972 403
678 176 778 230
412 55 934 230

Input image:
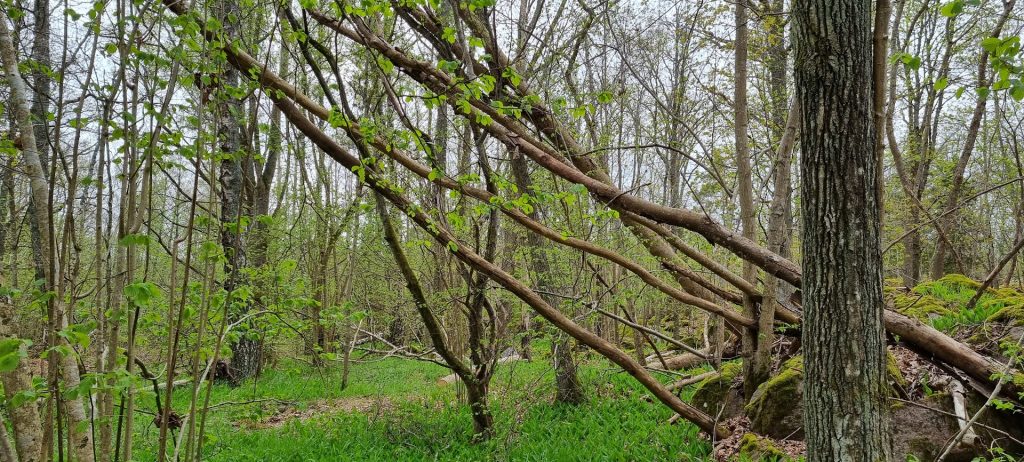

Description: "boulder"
691 361 744 419
745 356 804 439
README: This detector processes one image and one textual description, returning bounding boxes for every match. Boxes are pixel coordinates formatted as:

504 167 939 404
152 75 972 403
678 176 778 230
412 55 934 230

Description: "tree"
794 0 892 459
0 10 94 461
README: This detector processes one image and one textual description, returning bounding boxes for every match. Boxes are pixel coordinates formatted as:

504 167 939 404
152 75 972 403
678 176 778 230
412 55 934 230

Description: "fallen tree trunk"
647 352 710 371
883 310 1021 399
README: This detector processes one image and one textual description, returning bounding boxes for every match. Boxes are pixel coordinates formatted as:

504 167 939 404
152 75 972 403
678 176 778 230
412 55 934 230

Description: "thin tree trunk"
929 0 1016 279
373 193 494 438
734 0 764 399
509 150 585 404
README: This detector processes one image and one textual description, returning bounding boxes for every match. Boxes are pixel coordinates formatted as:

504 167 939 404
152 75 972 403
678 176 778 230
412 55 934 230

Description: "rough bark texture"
0 12 95 462
794 0 892 459
213 0 260 385
0 140 42 462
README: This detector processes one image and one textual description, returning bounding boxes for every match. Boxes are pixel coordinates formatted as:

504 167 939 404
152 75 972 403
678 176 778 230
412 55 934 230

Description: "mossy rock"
691 361 744 418
892 293 953 322
924 274 984 292
883 277 905 294
745 353 906 439
738 433 788 460
994 287 1024 298
745 356 804 439
985 300 1024 327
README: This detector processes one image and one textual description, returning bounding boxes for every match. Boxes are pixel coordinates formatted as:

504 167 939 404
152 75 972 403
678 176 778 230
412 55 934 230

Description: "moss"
887 351 907 389
692 361 741 402
985 301 1024 327
928 274 983 291
994 287 1024 298
910 274 988 309
883 278 905 294
746 357 804 438
738 433 787 460
892 293 953 321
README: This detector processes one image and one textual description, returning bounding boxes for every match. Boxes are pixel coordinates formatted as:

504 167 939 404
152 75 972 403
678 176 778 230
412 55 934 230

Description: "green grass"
130 350 714 461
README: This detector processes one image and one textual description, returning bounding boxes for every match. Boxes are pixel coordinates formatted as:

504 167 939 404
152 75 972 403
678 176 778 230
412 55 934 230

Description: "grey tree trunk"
212 0 260 385
0 13 95 462
733 0 765 400
794 0 892 459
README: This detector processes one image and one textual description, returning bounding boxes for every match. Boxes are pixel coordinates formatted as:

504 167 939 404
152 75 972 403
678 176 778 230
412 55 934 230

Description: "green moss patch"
738 433 787 460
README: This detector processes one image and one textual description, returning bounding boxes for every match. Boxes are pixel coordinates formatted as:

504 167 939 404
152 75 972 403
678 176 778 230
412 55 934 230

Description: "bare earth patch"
236 396 393 430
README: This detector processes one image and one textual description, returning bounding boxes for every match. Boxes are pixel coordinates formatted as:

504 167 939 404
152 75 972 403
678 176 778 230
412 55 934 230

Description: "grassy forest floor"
123 274 1024 461
129 344 722 461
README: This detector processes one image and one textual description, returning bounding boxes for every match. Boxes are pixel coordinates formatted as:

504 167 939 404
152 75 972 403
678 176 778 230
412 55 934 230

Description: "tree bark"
0 142 42 462
733 0 765 399
794 0 892 459
929 0 1016 280
0 12 94 462
509 150 585 404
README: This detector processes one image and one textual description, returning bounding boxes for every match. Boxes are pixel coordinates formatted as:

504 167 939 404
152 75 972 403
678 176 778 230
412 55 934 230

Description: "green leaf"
980 37 1002 53
933 77 949 91
205 17 222 32
0 339 27 372
1011 82 1024 102
899 54 921 71
442 27 456 44
118 233 151 247
376 55 394 75
939 0 963 17
597 90 613 104
124 281 161 307
907 56 921 71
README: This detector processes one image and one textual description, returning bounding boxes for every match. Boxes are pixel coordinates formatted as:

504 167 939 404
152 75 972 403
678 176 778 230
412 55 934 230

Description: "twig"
595 307 708 358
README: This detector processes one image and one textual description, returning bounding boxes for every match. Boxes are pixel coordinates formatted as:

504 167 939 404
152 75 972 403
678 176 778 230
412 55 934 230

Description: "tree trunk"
929 0 1015 280
213 0 260 386
373 192 495 438
794 0 892 459
509 150 585 404
0 13 95 462
734 0 765 400
0 141 42 462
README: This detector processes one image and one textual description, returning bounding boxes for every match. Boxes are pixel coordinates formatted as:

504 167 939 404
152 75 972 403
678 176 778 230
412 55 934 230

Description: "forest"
0 0 1023 459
